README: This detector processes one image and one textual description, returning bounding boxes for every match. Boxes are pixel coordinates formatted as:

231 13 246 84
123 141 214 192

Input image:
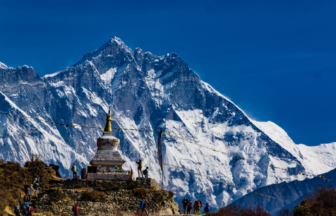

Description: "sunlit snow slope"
0 38 335 209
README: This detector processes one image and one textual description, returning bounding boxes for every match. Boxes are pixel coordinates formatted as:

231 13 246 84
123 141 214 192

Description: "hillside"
0 158 59 215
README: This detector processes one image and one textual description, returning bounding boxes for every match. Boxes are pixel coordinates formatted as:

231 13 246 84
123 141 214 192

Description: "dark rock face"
0 37 334 209
0 65 40 84
50 164 62 178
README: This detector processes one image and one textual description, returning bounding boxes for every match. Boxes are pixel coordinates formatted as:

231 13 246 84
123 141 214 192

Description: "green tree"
293 199 311 216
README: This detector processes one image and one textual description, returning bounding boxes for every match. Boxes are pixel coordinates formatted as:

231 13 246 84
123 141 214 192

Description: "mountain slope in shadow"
231 169 336 215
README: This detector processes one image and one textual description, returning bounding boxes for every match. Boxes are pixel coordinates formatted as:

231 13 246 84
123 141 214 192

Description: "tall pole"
157 130 163 189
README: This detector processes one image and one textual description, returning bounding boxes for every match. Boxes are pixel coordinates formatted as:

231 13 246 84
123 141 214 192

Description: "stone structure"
33 179 178 216
136 177 162 190
88 109 132 180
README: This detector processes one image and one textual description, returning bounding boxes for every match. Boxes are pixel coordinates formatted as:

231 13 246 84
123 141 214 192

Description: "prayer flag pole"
157 129 164 189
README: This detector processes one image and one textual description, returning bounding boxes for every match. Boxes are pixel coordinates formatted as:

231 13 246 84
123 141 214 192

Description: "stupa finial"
104 108 112 132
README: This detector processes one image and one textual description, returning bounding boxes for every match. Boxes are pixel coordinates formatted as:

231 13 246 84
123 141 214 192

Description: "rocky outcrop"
35 190 177 216
136 177 162 190
33 178 178 216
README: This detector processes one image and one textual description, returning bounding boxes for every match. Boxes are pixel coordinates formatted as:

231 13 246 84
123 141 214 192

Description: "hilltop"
0 159 177 215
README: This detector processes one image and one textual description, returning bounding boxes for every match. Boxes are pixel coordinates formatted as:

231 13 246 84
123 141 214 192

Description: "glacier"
0 37 336 209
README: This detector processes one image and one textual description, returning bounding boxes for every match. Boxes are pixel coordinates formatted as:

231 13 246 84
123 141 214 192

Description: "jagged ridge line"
163 163 276 199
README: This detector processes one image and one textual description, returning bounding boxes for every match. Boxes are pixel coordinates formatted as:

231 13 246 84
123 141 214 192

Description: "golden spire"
104 108 112 132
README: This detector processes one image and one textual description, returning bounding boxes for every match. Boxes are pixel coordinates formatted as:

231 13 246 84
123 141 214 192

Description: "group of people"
14 177 40 216
182 197 211 214
136 159 149 178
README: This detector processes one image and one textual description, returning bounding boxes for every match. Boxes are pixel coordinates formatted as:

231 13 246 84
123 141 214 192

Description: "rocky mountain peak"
109 36 129 47
72 37 133 74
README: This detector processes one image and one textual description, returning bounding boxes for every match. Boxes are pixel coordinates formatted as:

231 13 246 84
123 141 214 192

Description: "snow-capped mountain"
1 37 336 208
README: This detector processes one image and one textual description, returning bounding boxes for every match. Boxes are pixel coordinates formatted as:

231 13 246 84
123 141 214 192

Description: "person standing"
34 176 40 196
193 200 198 214
27 206 34 216
35 183 39 197
199 199 203 209
30 184 35 192
33 177 40 185
16 203 21 211
187 200 193 214
29 184 35 198
23 202 29 215
23 194 29 203
75 203 79 216
72 164 78 179
14 203 21 216
22 204 28 216
143 166 149 178
14 208 20 216
73 203 79 216
136 159 143 178
204 203 210 214
194 200 201 214
182 197 188 214
26 187 32 202
140 200 145 210
142 200 149 216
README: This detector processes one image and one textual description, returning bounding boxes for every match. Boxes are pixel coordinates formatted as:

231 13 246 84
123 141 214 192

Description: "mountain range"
0 37 336 209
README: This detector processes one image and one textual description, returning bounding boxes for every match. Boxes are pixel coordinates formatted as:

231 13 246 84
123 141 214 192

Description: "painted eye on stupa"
111 166 118 171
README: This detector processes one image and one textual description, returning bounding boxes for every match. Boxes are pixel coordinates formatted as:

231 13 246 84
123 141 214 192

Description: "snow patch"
296 143 336 175
51 81 65 88
0 62 8 69
43 71 62 78
100 68 117 83
251 120 298 157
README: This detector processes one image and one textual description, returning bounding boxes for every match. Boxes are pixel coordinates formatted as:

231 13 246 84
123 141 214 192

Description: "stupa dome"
90 108 126 170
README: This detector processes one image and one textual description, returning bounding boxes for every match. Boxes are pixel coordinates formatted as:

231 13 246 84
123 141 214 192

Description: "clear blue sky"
0 0 335 146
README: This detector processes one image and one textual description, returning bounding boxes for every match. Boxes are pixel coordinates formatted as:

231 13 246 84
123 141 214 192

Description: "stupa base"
87 171 132 181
